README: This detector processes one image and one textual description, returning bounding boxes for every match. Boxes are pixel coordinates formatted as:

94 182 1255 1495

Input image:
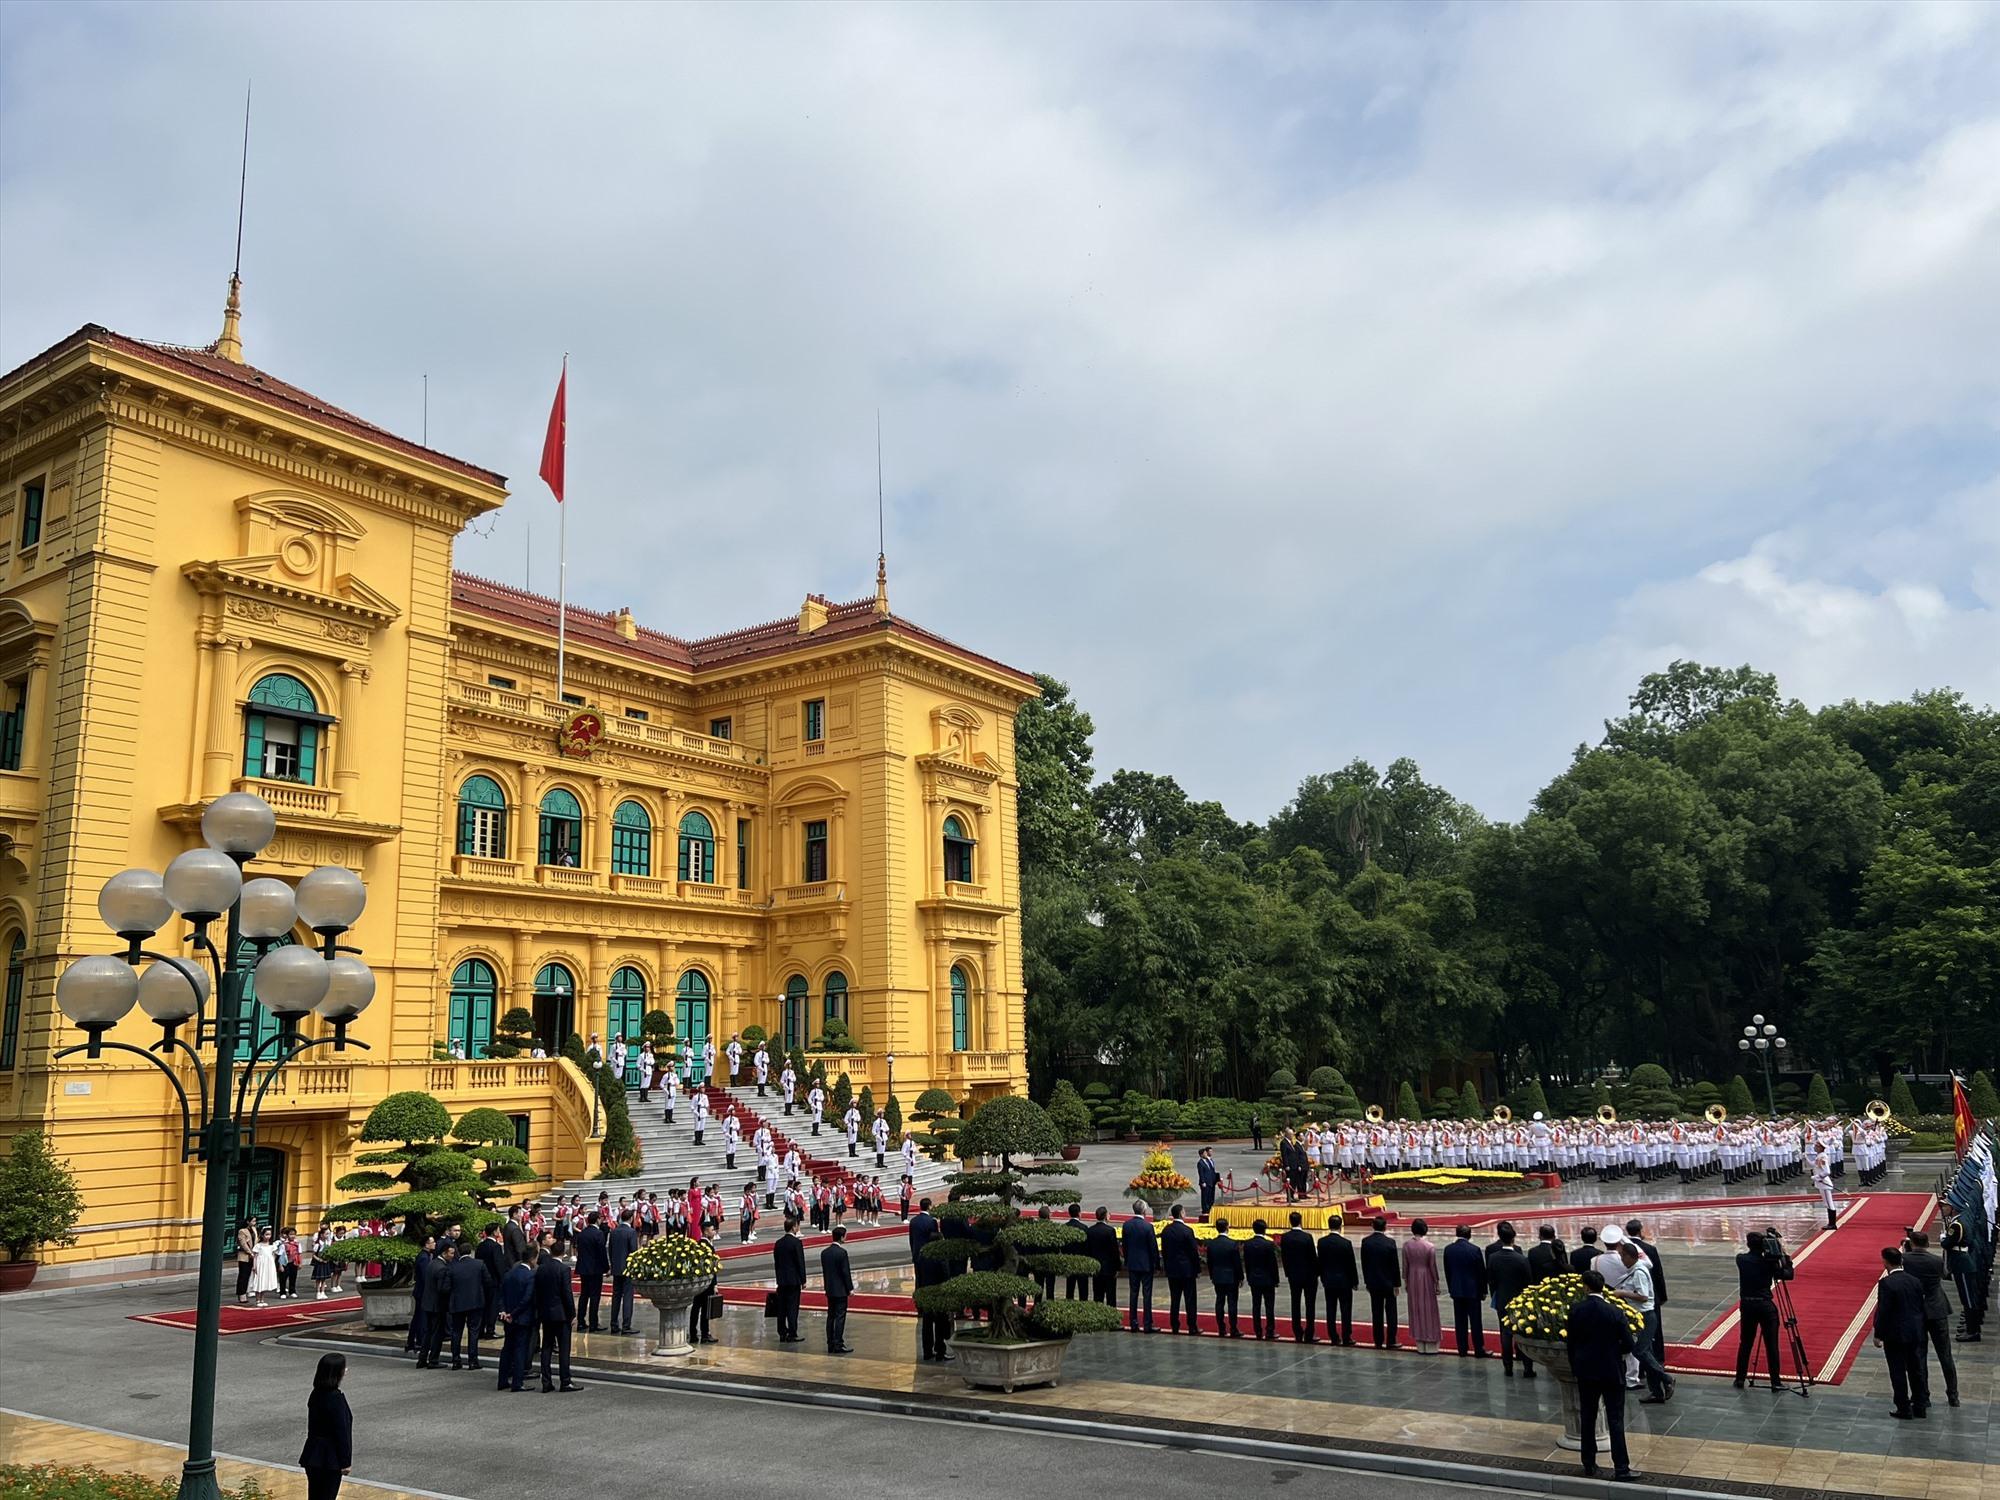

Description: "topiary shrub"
1970 1070 2000 1119
485 1006 535 1059
1306 1066 1342 1096
1681 1080 1723 1115
1045 1079 1094 1145
1312 1068 1364 1121
594 1070 641 1177
1425 1086 1460 1120
1888 1075 1919 1119
1723 1075 1756 1116
1395 1081 1420 1120
810 1016 863 1054
885 1091 904 1139
741 1024 767 1046
914 1096 1120 1344
641 1009 676 1045
322 1093 515 1288
561 1032 587 1069
913 1087 965 1162
832 1071 854 1118
1804 1073 1834 1114
1507 1077 1551 1119
1458 1078 1485 1120
1620 1064 1683 1120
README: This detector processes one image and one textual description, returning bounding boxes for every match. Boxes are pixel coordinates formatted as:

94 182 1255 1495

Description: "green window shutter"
677 838 690 881
449 991 469 1051
296 724 318 784
457 799 477 855
244 714 266 778
1 936 23 1069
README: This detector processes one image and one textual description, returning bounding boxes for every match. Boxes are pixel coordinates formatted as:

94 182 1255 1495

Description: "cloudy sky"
4 2 1995 821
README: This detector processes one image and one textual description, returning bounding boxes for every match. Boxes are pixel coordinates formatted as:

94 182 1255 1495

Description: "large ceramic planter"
1512 1335 1594 1451
1060 1145 1082 1162
1134 1188 1184 1214
357 1282 414 1330
636 1276 711 1359
1885 1138 1906 1163
0 1260 38 1294
951 1334 1070 1393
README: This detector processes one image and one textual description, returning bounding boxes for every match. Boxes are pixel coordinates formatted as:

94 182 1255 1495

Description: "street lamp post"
1737 1014 1788 1117
886 1051 896 1104
54 793 374 1500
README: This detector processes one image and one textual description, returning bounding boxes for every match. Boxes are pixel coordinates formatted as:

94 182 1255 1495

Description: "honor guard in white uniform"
843 1102 862 1158
725 1034 743 1083
807 1082 827 1135
872 1109 891 1167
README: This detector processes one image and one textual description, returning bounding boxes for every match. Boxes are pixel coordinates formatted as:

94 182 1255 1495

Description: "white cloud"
1 1 1995 821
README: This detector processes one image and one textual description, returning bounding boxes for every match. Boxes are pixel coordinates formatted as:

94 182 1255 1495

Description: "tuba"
1364 1104 1386 1124
1491 1104 1513 1125
1705 1102 1728 1124
1864 1099 1893 1122
1596 1103 1619 1125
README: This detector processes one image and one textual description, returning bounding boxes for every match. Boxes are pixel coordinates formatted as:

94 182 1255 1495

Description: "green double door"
220 1147 285 1247
674 972 710 1080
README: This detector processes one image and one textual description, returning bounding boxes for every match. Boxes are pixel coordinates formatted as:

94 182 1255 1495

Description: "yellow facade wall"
0 325 1031 1277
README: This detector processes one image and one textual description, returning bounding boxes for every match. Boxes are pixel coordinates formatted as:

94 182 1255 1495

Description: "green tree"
832 1071 854 1118
885 1091 904 1138
1045 1079 1094 1145
0 1131 85 1263
1970 1070 2000 1119
857 1085 877 1125
1621 1063 1684 1120
1395 1080 1420 1120
1805 1073 1834 1114
1889 1075 1918 1118
1458 1077 1485 1120
1014 674 1098 884
911 1088 965 1163
1508 1077 1550 1119
1724 1075 1756 1116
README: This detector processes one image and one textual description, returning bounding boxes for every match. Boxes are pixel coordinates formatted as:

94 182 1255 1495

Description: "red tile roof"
451 573 1035 690
1 324 506 488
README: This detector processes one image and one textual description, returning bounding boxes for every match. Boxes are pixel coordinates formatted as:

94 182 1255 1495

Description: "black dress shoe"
541 1382 556 1392
1639 1395 1667 1405
1947 1394 1960 1407
1891 1409 1913 1419
559 1382 581 1392
1610 1469 1640 1482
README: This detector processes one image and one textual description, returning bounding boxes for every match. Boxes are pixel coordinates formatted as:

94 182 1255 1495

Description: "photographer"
1733 1229 1793 1390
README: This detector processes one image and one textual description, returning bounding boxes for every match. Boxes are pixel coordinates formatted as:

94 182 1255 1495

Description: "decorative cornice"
183 560 402 630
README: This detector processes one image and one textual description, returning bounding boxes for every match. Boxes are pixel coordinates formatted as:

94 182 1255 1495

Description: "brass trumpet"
1704 1102 1728 1124
1364 1104 1386 1124
1596 1103 1619 1125
1491 1104 1513 1125
1864 1099 1893 1122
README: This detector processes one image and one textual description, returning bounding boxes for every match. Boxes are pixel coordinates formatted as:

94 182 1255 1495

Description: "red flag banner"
1953 1075 1976 1157
539 364 566 503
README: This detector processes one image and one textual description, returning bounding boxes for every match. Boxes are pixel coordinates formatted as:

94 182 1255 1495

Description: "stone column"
201 634 244 798
982 943 1001 1056
831 797 847 887
14 652 50 784
510 929 537 1029
513 768 539 867
927 796 946 897
720 800 740 890
333 660 369 799
587 933 610 1030
593 777 617 879
720 946 741 1044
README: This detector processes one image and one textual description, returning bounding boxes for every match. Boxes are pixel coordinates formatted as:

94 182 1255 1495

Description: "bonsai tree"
450 1107 540 1193
832 1070 855 1119
1620 1064 1683 1120
0 1130 85 1265
1507 1077 1551 1119
1138 1097 1183 1137
322 1093 515 1286
1311 1068 1365 1121
1045 1079 1094 1146
484 1006 536 1059
1681 1080 1723 1117
1082 1082 1115 1135
1425 1086 1461 1120
913 1096 1121 1343
1888 1074 1919 1119
1970 1070 2000 1119
641 1009 676 1050
912 1087 965 1162
741 1024 768 1047
1262 1069 1305 1128
1804 1073 1834 1115
811 1016 863 1054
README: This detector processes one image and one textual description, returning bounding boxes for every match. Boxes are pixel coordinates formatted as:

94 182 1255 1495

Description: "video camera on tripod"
1741 1227 1810 1395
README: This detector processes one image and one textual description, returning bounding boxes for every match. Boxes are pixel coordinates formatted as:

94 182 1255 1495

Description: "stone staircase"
546 1082 954 1202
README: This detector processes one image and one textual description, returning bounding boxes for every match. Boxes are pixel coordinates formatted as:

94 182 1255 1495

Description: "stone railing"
536 864 600 890
235 776 338 818
451 854 521 881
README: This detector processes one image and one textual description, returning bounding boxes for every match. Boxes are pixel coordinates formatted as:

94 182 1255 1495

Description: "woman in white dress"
248 1228 281 1307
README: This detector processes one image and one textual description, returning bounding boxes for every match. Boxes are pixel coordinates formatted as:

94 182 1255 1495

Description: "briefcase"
763 1290 779 1318
709 1291 726 1320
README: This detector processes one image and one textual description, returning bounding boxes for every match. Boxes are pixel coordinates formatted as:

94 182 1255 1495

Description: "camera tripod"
1771 1275 1814 1397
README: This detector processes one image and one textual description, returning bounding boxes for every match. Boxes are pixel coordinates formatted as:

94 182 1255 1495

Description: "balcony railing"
946 1049 1020 1080
610 873 665 897
448 680 757 764
451 854 522 882
777 882 837 904
536 864 600 890
235 777 338 818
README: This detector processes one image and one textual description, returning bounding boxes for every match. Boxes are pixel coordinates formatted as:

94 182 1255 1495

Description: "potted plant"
1127 1145 1194 1214
626 1231 722 1358
1046 1080 1092 1161
320 1092 531 1327
915 1096 1121 1392
911 1088 966 1162
0 1131 85 1292
1499 1273 1647 1449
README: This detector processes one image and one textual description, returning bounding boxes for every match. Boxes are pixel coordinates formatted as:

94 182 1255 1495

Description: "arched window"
451 958 500 1057
0 934 23 1070
675 970 711 1064
943 815 976 884
949 964 971 1052
456 775 508 858
538 787 583 867
243 672 325 784
609 967 646 1079
611 800 652 876
677 810 716 884
783 974 808 1054
235 935 292 1062
822 970 849 1031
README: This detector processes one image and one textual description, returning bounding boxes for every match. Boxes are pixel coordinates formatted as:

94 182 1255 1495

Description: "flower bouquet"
1499 1272 1644 1341
627 1232 721 1282
1128 1146 1193 1210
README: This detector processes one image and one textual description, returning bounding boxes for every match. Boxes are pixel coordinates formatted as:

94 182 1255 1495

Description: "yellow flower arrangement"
1371 1167 1529 1197
1499 1272 1645 1340
625 1232 721 1281
1129 1145 1194 1192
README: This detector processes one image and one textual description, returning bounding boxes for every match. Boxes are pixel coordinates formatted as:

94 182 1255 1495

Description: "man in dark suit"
909 1198 953 1362
1565 1269 1638 1481
1085 1207 1121 1306
497 1247 538 1391
773 1215 807 1343
447 1240 489 1369
1626 1218 1669 1367
532 1240 578 1391
1486 1223 1535 1377
474 1223 508 1339
1243 1218 1280 1340
418 1241 454 1368
1122 1203 1159 1333
1061 1205 1092 1299
1207 1217 1243 1337
1874 1246 1930 1418
1197 1148 1221 1218
1317 1220 1357 1346
1442 1224 1490 1357
1359 1216 1401 1350
1160 1205 1202 1334
1901 1232 1959 1407
406 1236 436 1358
1280 1211 1319 1343
572 1212 608 1332
607 1211 639 1335
1527 1225 1566 1284
1569 1226 1600 1276
822 1225 855 1353
501 1205 530 1271
1733 1230 1791 1389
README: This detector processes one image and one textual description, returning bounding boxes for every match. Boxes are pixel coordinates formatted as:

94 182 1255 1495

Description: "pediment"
184 557 401 631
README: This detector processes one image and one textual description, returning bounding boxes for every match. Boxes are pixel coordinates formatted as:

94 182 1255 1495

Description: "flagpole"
556 355 568 702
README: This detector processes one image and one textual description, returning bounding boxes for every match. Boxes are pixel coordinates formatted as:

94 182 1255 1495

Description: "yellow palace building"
0 294 1033 1277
